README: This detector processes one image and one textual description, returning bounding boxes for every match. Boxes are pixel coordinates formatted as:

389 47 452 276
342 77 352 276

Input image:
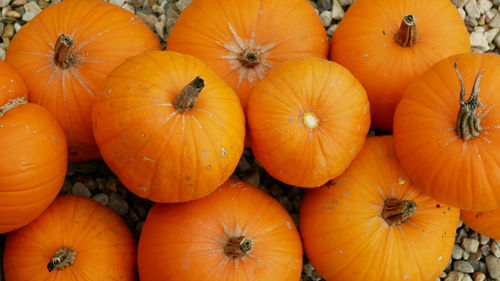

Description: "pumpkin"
3 194 136 280
166 0 328 146
5 0 161 162
92 51 245 203
299 136 459 281
138 178 303 281
330 0 470 131
461 208 500 240
0 60 28 105
0 97 67 234
393 53 500 211
247 57 370 188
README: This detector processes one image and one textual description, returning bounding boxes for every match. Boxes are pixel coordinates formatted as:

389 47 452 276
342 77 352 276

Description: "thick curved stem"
47 247 77 272
455 61 484 141
382 198 417 226
173 77 205 114
224 236 254 258
394 15 417 47
54 34 75 69
0 97 27 117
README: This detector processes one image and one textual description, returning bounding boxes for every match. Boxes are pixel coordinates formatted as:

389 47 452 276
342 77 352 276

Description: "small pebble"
269 185 284 197
137 12 158 29
485 9 497 22
331 0 344 20
109 0 125 6
472 271 486 281
457 229 468 244
317 0 332 10
463 250 470 260
445 271 465 281
0 0 9 8
468 250 483 262
5 10 21 18
11 0 26 7
338 0 353 6
490 240 500 257
495 32 500 48
121 3 135 13
154 21 165 39
440 272 447 278
174 0 191 11
21 2 41 22
454 260 474 273
478 0 493 13
108 192 129 216
39 0 49 9
3 23 14 38
489 13 500 28
319 10 332 27
72 182 92 197
453 244 465 260
462 238 480 253
92 193 109 206
480 244 490 256
13 22 20 32
243 170 260 187
452 0 470 8
470 31 491 51
131 0 145 8
485 255 500 279
465 0 482 18
327 24 338 36
480 234 490 245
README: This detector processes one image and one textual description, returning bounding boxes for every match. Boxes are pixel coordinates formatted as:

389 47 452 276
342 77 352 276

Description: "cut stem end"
238 49 261 68
382 198 417 226
54 34 75 69
47 247 77 272
394 14 417 47
173 77 205 114
224 236 254 258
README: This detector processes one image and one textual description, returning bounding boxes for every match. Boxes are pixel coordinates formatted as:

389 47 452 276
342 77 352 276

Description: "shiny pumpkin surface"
330 0 470 131
0 61 27 105
247 57 370 187
5 0 161 161
92 51 245 203
461 208 500 240
300 136 459 281
394 53 500 211
138 179 303 281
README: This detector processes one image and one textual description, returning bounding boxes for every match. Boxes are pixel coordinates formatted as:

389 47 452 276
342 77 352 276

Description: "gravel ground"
0 0 499 280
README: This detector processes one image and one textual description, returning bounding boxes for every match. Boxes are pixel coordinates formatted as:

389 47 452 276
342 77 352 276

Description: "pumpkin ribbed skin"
138 179 303 281
300 136 459 281
0 101 67 234
247 57 370 188
394 53 500 211
3 195 136 280
92 51 245 203
461 208 500 240
5 0 161 162
330 0 470 131
0 61 27 105
167 0 328 113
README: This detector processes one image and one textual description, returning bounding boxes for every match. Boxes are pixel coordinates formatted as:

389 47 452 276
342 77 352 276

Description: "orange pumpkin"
299 136 459 281
394 53 500 211
0 60 27 105
0 97 67 234
5 0 161 162
461 208 500 240
138 178 303 281
3 195 136 280
92 51 245 203
330 0 470 131
247 57 370 188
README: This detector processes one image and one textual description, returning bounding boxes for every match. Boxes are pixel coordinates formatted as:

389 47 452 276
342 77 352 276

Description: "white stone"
109 0 125 6
462 238 481 253
480 234 490 245
494 32 500 48
462 274 472 281
485 255 500 279
174 0 191 11
331 0 344 20
444 271 465 281
453 244 464 259
319 10 332 27
489 13 500 28
22 2 41 22
453 0 471 8
470 31 491 51
121 3 135 13
327 24 338 36
92 193 109 206
0 0 9 8
478 0 493 13
13 22 21 33
465 0 482 18
338 0 352 6
485 28 499 42
491 240 500 257
458 7 467 19
154 21 165 39
0 48 6 61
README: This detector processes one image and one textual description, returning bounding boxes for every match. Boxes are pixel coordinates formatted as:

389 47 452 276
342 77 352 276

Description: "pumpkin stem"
239 49 261 68
47 247 77 272
173 77 205 114
224 236 254 258
394 14 417 47
382 198 417 226
54 34 75 69
0 97 27 117
455 61 485 141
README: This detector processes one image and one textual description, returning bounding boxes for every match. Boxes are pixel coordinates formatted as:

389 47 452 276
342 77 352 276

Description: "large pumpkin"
138 179 303 281
247 57 370 188
0 96 67 234
0 60 27 105
461 208 500 240
3 195 136 280
330 0 470 131
394 53 500 211
92 51 245 203
299 136 459 281
5 0 161 162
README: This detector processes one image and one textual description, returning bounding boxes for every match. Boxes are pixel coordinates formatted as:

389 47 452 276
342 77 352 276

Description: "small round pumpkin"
3 194 136 280
0 97 67 234
247 57 370 188
299 136 459 281
394 53 500 211
92 51 245 203
461 208 500 240
330 0 470 131
5 0 161 162
0 60 27 105
138 179 303 281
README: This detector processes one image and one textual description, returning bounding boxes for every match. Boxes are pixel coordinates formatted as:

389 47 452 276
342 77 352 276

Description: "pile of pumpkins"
0 0 499 280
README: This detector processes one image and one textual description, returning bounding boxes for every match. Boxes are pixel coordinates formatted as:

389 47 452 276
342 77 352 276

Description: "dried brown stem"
394 15 417 47
173 77 205 114
54 34 75 69
47 247 77 272
382 198 417 226
455 61 485 141
224 236 254 258
238 49 261 68
0 97 27 117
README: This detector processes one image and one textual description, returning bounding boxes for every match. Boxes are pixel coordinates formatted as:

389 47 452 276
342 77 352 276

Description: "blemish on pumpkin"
475 212 484 218
285 221 292 229
221 146 227 157
141 133 146 138
339 250 344 254
143 87 148 92
185 176 191 181
142 155 156 163
207 165 211 169
363 54 369 58
398 177 406 185
201 150 208 157
438 256 442 261
382 30 386 35
436 204 441 208
104 88 112 97
139 186 147 192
